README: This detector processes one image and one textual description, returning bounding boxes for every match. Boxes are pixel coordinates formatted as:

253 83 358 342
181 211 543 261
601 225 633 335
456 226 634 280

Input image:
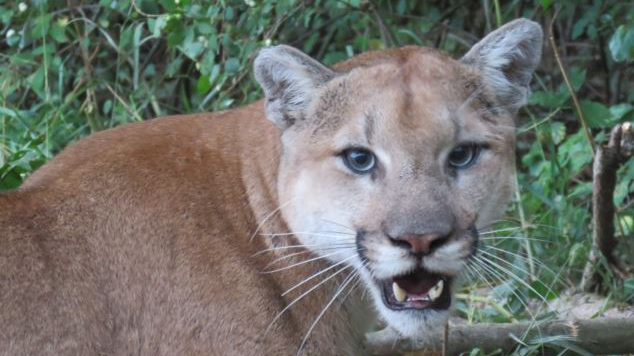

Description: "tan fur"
1 19 542 355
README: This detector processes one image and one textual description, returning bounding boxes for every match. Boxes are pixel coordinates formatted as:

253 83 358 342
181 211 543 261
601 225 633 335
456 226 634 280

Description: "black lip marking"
355 230 369 266
467 225 479 259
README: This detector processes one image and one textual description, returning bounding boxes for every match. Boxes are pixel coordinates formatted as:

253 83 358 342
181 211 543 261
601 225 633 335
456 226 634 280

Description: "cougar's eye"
448 143 481 169
342 148 376 174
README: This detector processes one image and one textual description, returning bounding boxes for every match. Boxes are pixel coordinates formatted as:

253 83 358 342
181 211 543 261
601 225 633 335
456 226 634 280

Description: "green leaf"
625 279 634 301
609 25 634 62
148 15 169 37
31 14 52 38
528 280 558 301
580 100 612 128
610 103 634 121
179 36 204 60
529 91 567 109
195 21 214 35
224 7 234 21
569 68 586 91
550 121 566 145
0 169 23 190
196 75 211 94
49 21 68 43
27 66 46 96
539 0 553 10
572 17 588 40
224 57 240 74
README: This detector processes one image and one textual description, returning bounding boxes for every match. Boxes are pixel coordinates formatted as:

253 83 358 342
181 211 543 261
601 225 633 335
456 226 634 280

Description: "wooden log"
366 318 634 355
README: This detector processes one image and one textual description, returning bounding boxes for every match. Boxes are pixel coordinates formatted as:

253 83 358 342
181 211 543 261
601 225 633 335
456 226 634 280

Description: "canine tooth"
392 282 407 302
428 280 444 301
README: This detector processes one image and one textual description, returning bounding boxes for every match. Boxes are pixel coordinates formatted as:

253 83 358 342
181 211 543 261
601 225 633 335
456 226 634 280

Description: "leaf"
528 280 558 300
195 21 214 35
0 107 18 118
625 279 634 301
580 100 612 128
550 121 566 145
224 57 240 74
196 75 211 94
558 129 593 175
27 66 45 97
529 91 567 109
569 68 586 91
148 15 168 37
49 21 69 43
609 25 634 62
179 34 204 60
572 17 588 40
31 14 52 38
610 103 634 121
539 0 553 10
0 169 23 190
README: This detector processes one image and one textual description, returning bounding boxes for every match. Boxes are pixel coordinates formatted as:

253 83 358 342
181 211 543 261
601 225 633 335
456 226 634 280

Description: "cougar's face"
276 57 516 338
254 19 541 338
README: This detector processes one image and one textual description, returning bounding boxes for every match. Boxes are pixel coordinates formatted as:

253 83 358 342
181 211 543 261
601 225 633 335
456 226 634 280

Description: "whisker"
480 236 552 243
296 270 357 356
471 255 550 346
338 273 363 307
261 250 353 274
481 245 564 285
260 230 355 237
479 227 523 235
282 255 357 297
319 218 356 233
477 249 554 303
470 256 537 322
265 250 315 268
249 198 296 242
252 242 356 257
264 264 354 336
260 232 356 240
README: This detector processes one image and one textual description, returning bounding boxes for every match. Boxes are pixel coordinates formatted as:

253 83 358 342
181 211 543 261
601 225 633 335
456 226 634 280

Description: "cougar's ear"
254 45 336 130
461 19 543 113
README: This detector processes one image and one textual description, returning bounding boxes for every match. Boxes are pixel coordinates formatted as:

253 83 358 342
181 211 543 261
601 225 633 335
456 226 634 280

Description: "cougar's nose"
390 232 450 256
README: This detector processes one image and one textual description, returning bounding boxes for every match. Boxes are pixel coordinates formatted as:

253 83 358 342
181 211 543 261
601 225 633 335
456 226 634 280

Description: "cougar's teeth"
392 282 407 302
428 279 444 301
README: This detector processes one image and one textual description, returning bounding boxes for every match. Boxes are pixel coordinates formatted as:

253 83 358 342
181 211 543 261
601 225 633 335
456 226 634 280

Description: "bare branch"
581 122 633 291
366 318 634 355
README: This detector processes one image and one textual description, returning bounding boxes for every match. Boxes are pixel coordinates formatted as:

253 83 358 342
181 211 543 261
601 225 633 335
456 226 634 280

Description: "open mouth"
379 268 451 311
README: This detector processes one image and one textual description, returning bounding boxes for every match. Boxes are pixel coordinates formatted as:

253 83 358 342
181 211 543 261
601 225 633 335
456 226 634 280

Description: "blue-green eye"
448 143 481 169
342 148 376 174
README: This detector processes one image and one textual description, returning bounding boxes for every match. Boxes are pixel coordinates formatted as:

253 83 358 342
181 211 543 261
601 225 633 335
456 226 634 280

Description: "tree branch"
366 318 634 355
581 122 633 291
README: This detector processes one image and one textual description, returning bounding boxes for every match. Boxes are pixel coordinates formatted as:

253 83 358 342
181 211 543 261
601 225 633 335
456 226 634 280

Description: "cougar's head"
254 19 542 338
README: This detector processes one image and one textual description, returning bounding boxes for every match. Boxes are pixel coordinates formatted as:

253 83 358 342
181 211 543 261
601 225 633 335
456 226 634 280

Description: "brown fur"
1 106 370 355
1 19 542 356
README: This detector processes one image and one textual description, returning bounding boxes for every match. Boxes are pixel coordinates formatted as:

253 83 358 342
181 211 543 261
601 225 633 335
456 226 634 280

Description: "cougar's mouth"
379 268 451 311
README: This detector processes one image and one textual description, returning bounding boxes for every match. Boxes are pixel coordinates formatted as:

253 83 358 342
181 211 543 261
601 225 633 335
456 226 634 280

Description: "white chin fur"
359 270 450 339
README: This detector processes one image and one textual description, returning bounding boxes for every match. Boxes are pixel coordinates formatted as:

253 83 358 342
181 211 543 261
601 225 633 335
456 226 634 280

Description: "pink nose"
394 233 448 256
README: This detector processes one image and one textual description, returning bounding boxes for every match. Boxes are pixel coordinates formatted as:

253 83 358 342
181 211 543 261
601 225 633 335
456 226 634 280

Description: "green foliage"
1 0 633 354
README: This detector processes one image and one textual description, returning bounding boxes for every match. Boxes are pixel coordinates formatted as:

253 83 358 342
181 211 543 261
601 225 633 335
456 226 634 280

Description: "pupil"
450 146 473 166
453 149 466 161
353 153 368 165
